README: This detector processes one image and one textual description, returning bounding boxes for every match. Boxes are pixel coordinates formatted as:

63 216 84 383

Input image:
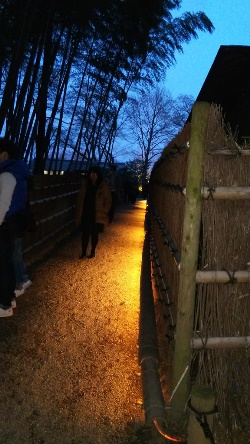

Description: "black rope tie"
205 184 216 200
223 268 237 284
188 400 218 444
150 180 186 195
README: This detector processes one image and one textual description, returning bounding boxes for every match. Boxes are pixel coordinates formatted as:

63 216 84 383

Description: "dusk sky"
164 0 250 99
115 1 250 161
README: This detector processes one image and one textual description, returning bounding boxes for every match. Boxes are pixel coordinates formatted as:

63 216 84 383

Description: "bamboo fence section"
149 102 250 442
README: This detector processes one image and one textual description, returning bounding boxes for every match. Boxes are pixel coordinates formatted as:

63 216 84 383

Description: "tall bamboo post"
187 385 216 444
171 102 210 419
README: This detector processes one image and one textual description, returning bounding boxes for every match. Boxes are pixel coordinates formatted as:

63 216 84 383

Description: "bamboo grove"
0 0 213 173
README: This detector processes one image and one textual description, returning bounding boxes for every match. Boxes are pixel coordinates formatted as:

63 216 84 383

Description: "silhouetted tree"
0 0 213 172
122 87 194 190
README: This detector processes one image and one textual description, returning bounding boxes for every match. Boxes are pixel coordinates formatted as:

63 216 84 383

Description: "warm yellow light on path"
0 199 148 443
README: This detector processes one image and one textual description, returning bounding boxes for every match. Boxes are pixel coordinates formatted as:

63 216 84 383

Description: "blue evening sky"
164 0 250 99
114 1 250 161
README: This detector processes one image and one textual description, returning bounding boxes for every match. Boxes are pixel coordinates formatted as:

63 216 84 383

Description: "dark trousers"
0 228 16 307
81 222 99 256
13 237 28 285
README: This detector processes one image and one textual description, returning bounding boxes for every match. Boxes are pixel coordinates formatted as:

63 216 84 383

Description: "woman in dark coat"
76 166 112 259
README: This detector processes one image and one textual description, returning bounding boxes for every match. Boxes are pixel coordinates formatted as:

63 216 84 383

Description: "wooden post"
187 385 216 444
171 102 210 419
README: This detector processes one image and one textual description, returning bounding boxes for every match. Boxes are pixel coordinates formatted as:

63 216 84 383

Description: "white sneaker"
15 287 25 297
11 299 17 309
22 279 32 290
0 306 13 317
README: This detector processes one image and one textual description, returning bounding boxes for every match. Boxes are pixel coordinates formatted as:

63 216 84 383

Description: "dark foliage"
0 0 214 172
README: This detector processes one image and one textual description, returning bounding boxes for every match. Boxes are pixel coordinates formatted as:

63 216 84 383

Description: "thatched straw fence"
148 102 250 443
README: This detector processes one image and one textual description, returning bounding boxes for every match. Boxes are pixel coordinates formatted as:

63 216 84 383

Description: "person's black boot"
88 252 95 259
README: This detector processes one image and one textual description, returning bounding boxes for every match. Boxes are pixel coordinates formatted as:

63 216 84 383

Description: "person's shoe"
22 279 32 290
79 253 86 259
88 253 95 259
11 298 17 309
15 286 25 297
0 305 13 317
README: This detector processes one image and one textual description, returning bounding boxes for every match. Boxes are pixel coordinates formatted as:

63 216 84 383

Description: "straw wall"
194 106 250 441
149 104 250 442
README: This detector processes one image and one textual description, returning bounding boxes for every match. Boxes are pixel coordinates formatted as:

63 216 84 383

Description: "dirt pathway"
0 200 157 444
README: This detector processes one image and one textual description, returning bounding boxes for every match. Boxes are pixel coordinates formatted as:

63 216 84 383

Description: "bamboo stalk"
183 187 250 199
171 102 210 420
201 186 250 199
196 270 250 283
210 149 250 155
187 385 216 444
192 336 250 349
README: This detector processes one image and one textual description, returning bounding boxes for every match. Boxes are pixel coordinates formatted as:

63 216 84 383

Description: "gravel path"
0 200 157 444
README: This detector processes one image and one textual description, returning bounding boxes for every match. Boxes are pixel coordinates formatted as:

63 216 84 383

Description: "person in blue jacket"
0 138 32 317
